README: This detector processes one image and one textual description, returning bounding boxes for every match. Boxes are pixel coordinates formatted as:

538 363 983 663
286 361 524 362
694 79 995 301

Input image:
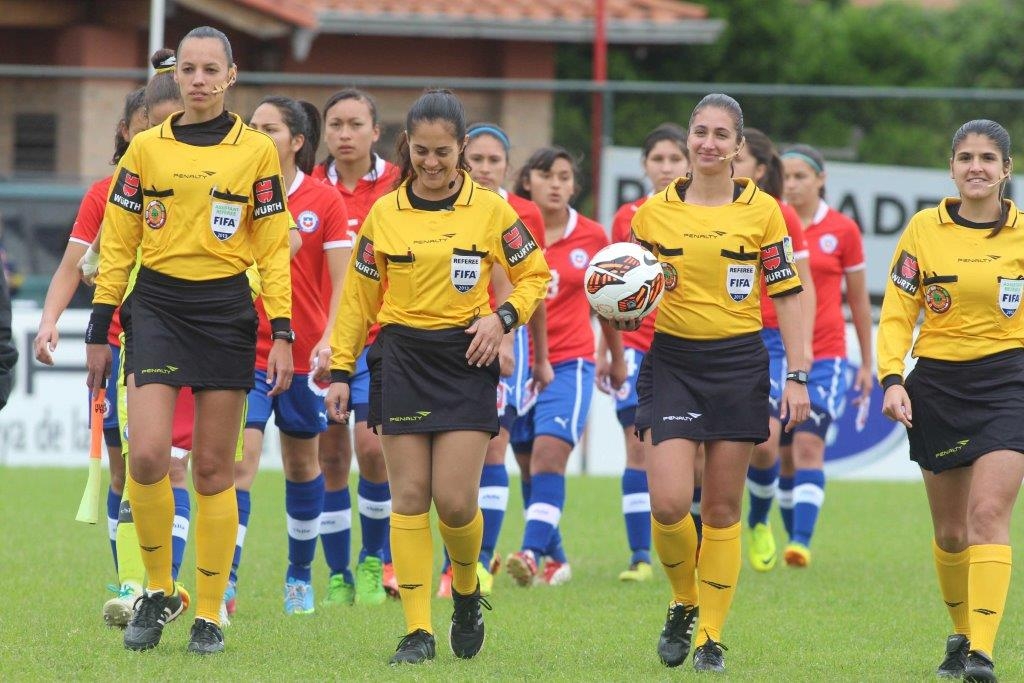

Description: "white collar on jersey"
326 153 387 186
811 198 829 227
562 207 579 240
497 187 508 200
287 169 304 198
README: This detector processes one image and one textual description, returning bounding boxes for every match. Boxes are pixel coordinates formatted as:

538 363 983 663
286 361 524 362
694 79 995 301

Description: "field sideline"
2 467 1023 680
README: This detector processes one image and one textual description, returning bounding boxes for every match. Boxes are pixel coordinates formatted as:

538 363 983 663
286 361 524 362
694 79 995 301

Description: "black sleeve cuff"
270 317 292 335
768 284 804 299
86 304 116 344
881 374 903 389
330 370 351 384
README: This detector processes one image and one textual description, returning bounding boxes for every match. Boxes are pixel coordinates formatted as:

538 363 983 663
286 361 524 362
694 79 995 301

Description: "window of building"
14 113 57 174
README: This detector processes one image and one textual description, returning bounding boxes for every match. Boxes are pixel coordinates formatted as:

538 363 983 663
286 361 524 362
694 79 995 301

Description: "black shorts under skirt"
122 267 257 391
905 349 1024 473
636 331 769 445
367 324 500 436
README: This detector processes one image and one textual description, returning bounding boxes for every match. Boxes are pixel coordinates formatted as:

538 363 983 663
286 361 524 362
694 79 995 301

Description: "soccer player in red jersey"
435 122 553 597
601 123 689 583
730 129 817 572
229 96 351 615
311 89 400 605
505 147 626 587
779 144 872 567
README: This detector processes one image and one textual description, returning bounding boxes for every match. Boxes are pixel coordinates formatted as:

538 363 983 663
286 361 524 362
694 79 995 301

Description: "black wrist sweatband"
497 302 519 334
270 317 292 335
86 304 116 344
881 374 903 389
330 370 351 384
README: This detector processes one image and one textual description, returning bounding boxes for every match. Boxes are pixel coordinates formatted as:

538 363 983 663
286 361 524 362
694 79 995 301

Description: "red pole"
591 0 607 220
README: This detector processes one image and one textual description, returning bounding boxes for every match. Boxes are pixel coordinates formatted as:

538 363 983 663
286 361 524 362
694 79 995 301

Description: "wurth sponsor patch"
354 235 380 281
109 167 143 214
501 221 539 265
890 249 920 295
252 175 285 218
760 238 796 285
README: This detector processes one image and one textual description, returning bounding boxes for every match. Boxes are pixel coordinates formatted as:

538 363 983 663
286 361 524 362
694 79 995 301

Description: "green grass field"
2 467 1023 681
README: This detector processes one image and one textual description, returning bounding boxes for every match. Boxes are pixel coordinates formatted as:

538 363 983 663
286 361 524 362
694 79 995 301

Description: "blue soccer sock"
171 486 190 581
479 464 510 567
691 485 703 543
230 488 251 585
746 461 780 528
357 477 391 563
622 467 652 565
320 487 353 584
520 477 532 507
777 475 795 539
286 475 324 583
522 472 564 557
106 486 121 572
791 468 825 547
545 527 568 563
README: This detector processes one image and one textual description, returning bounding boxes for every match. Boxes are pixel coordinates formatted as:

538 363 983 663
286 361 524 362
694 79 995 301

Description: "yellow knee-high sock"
967 544 1012 657
391 512 434 633
651 514 699 607
127 473 175 594
439 509 483 595
695 522 741 646
194 487 238 624
933 540 970 636
115 495 145 591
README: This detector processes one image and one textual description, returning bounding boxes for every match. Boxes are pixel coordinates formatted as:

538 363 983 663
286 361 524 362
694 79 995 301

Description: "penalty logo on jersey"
297 210 320 233
998 277 1024 317
726 264 756 301
451 250 481 293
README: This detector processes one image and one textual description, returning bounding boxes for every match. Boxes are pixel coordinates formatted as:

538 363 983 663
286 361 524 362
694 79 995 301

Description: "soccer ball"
584 242 666 321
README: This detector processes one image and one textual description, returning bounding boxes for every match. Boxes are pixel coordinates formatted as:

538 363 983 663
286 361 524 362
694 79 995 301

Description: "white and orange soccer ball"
584 242 666 321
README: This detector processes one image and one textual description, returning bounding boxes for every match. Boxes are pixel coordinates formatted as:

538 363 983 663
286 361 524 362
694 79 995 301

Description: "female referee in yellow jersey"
620 93 809 674
85 26 293 655
880 119 1024 682
325 89 549 665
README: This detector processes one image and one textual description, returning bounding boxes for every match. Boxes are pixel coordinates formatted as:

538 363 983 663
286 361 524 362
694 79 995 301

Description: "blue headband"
781 151 824 174
468 125 511 153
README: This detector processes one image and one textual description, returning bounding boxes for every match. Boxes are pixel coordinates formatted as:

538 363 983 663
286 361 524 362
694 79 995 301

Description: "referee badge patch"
110 168 142 215
998 277 1023 317
727 264 756 302
211 202 242 240
890 250 920 295
502 221 538 266
925 284 951 314
145 199 167 229
451 251 481 293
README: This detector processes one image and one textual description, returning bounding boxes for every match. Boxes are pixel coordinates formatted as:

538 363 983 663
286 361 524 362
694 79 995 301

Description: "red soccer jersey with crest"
256 171 350 373
545 209 609 364
70 176 122 345
612 195 657 351
759 200 809 329
312 154 399 347
805 201 866 359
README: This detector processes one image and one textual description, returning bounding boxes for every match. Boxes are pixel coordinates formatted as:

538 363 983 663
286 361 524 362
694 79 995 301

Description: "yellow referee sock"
439 509 483 595
967 544 1012 657
126 473 174 595
933 539 970 636
391 512 434 634
651 513 699 607
695 522 741 646
194 486 238 624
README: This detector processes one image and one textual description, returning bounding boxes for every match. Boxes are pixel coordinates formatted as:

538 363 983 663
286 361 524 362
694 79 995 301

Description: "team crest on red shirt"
297 210 320 233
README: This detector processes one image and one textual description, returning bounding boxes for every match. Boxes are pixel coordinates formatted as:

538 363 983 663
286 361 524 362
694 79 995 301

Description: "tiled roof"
310 0 709 22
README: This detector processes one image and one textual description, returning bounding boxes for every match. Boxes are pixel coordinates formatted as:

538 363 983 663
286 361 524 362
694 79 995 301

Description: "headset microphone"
209 75 236 95
987 158 1013 188
718 139 746 163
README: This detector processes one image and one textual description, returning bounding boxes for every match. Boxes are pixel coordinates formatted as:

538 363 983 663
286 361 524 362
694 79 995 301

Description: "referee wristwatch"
785 370 809 385
496 303 518 335
272 329 296 343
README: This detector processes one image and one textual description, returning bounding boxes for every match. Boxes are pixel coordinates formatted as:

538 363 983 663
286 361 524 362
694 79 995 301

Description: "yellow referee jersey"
631 177 802 340
94 112 292 321
330 172 550 374
877 198 1024 383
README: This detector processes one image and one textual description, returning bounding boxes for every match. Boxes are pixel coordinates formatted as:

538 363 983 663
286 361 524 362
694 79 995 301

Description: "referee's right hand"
85 343 111 393
881 385 913 428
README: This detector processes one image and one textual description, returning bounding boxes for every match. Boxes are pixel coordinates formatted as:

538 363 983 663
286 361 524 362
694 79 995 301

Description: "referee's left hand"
466 313 503 368
266 340 294 396
779 382 810 433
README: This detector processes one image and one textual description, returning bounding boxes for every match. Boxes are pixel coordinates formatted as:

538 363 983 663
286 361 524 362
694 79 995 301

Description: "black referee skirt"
635 331 769 445
905 349 1024 473
367 324 500 436
121 266 257 390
